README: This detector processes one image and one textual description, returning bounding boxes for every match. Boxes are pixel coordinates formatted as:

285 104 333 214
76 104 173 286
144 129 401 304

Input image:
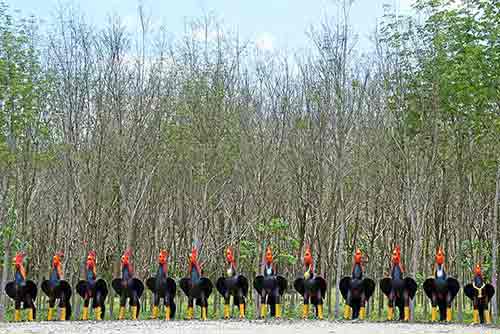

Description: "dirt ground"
1 320 500 334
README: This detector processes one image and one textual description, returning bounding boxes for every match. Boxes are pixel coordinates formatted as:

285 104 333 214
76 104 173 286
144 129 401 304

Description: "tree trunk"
334 183 345 318
491 162 500 321
0 238 11 321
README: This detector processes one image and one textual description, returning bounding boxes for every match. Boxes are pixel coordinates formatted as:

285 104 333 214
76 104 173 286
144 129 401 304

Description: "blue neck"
86 268 96 283
50 267 60 283
391 265 403 279
352 264 363 279
14 270 25 285
157 264 167 278
122 265 131 280
191 265 200 283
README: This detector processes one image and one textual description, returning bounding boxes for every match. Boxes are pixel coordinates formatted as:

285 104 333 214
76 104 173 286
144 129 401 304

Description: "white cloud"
255 33 274 51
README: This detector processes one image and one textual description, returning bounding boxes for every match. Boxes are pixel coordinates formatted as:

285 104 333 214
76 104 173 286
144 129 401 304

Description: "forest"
0 0 499 322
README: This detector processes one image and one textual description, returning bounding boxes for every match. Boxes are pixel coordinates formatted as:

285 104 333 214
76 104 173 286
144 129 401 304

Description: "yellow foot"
165 306 171 320
118 306 126 320
344 305 351 320
302 304 309 319
317 304 323 320
359 306 366 320
14 309 21 322
60 307 66 321
27 308 34 321
186 306 194 320
387 306 393 321
47 307 54 321
484 310 491 324
472 309 479 324
201 307 208 321
404 306 410 321
275 304 282 319
239 304 245 319
446 307 452 322
431 306 437 322
95 306 102 321
82 307 89 321
224 304 230 319
151 306 159 319
131 306 138 320
260 304 267 319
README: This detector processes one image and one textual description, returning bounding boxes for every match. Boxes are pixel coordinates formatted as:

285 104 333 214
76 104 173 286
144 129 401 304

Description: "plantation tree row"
0 0 499 321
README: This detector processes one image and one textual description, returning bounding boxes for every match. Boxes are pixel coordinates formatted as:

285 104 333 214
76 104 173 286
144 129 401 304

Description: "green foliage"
0 199 29 260
459 239 492 277
0 1 52 271
257 217 289 234
0 1 53 167
239 239 258 263
276 253 297 266
255 217 299 266
382 0 499 144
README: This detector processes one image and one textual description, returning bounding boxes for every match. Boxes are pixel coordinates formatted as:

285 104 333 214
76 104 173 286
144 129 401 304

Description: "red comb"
474 263 482 276
16 251 27 258
14 252 26 264
123 248 132 257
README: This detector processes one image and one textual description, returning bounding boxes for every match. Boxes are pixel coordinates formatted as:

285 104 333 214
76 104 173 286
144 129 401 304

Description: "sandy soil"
1 320 499 334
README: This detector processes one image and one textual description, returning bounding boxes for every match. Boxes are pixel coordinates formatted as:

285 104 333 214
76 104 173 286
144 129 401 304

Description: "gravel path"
1 320 500 334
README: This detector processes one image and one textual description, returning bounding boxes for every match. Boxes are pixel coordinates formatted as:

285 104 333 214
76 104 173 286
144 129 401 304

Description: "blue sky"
11 0 416 51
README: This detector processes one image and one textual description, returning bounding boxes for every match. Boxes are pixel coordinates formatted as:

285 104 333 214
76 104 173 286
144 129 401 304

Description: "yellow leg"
131 306 138 320
404 306 410 321
152 306 159 319
431 306 437 322
472 309 479 324
14 309 21 322
260 304 267 319
302 304 309 319
387 306 393 321
27 308 34 321
446 307 452 322
239 304 245 319
82 307 89 321
224 304 230 319
186 306 194 320
359 306 366 320
344 304 351 320
118 306 126 320
317 304 323 320
47 307 54 321
275 304 282 318
95 306 102 321
165 306 171 320
484 310 491 324
201 306 208 320
60 307 66 321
